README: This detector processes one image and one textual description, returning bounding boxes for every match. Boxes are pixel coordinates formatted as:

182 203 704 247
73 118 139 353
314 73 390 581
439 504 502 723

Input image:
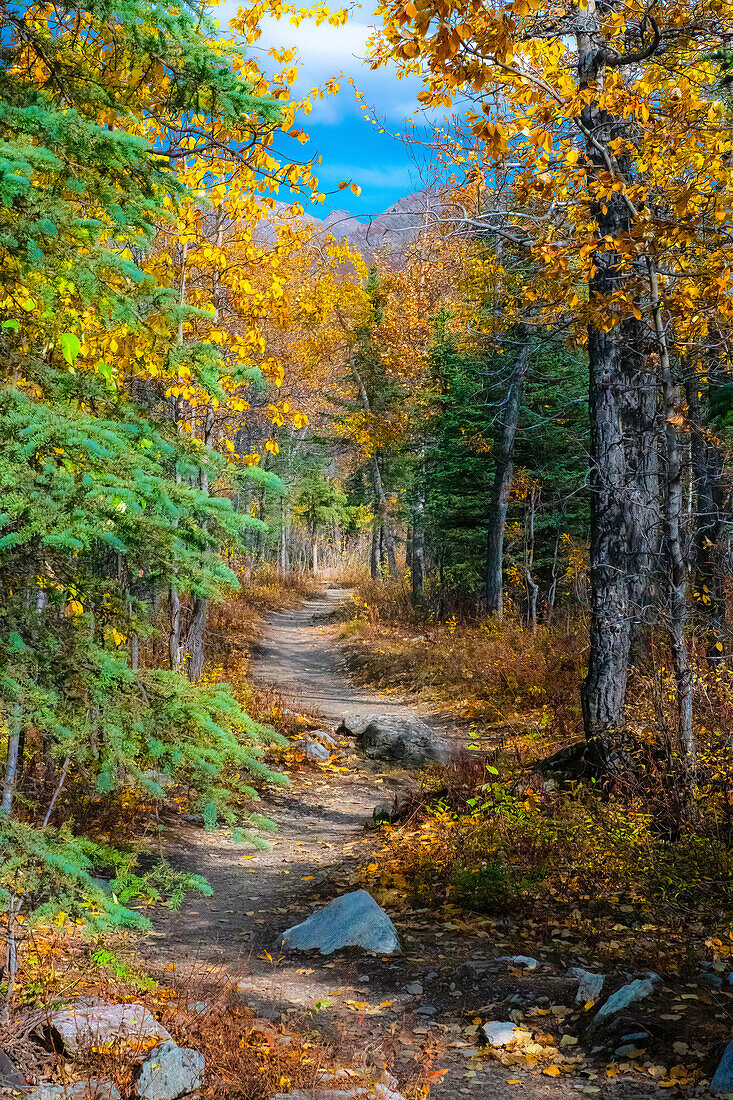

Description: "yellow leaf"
543 1066 561 1077
350 183 361 196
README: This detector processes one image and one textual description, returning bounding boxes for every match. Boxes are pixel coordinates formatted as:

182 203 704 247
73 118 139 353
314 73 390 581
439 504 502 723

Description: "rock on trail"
280 889 401 955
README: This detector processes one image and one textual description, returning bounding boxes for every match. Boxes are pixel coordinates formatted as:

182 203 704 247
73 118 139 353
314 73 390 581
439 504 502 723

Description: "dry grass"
2 934 360 1099
340 581 584 740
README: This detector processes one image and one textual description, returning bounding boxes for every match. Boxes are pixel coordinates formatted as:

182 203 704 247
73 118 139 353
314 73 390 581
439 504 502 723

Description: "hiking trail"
147 588 648 1100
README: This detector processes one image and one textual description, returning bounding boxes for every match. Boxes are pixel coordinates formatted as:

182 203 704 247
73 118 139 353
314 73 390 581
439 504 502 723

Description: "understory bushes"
365 758 733 935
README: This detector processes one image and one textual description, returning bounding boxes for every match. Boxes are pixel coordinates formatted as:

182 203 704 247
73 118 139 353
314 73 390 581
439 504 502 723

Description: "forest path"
146 587 643 1100
250 585 433 725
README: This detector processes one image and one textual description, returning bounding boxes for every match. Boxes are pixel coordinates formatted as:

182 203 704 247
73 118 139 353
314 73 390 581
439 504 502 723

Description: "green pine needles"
0 0 292 939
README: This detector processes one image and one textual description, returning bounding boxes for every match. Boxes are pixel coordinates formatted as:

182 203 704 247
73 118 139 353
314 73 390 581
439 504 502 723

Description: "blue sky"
216 4 442 219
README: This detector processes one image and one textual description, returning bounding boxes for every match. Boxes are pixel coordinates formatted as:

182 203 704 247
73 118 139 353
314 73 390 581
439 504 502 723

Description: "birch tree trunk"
412 451 425 602
485 326 532 617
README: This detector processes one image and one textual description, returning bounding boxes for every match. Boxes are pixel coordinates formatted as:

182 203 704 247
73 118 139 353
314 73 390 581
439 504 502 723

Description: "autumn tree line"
254 0 733 784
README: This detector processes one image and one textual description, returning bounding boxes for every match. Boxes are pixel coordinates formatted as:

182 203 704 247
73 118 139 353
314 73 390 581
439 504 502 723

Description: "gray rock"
338 714 381 737
497 955 539 970
0 1048 23 1089
357 716 452 768
405 982 423 995
30 1080 121 1100
575 971 605 1004
47 1000 171 1055
281 890 400 955
592 978 654 1025
416 1005 436 1015
305 740 330 762
482 1022 532 1047
187 1002 210 1015
566 966 587 979
372 803 396 824
620 1031 650 1043
712 1040 733 1093
136 1041 204 1100
312 730 338 749
614 1042 644 1056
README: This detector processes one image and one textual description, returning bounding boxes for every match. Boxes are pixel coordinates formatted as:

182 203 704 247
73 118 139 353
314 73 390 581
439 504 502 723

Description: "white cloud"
214 4 429 125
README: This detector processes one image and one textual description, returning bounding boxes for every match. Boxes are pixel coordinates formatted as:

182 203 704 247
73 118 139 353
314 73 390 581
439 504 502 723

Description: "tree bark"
412 453 425 602
649 260 694 770
621 323 661 631
577 5 643 762
185 595 208 683
485 326 532 617
371 519 380 580
169 586 183 672
1 704 22 817
685 374 726 659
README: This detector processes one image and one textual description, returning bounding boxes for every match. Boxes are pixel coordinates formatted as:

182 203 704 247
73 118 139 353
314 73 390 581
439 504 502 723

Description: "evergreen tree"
0 0 288 929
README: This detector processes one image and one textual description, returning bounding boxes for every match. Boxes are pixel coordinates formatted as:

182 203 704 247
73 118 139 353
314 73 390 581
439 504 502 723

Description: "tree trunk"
621 323 661 631
577 8 640 763
581 323 633 764
185 596 208 683
169 587 183 672
485 326 532 617
312 528 319 575
412 456 425 602
524 484 539 633
650 260 694 771
685 374 726 660
1 704 22 817
371 519 380 580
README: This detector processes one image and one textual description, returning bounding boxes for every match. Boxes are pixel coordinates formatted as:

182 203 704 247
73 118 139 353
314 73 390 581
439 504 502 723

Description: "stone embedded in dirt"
711 1040 733 1093
47 1000 172 1055
356 716 452 768
337 714 380 737
405 981 423 995
312 730 338 749
573 970 606 1004
591 978 655 1025
482 1022 533 1047
620 1031 650 1044
372 802 396 824
497 955 539 970
305 739 330 762
136 1041 204 1100
280 889 401 955
0 1048 23 1089
30 1080 122 1099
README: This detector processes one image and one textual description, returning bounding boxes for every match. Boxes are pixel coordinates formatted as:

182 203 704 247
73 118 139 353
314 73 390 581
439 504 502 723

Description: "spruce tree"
0 0 288 929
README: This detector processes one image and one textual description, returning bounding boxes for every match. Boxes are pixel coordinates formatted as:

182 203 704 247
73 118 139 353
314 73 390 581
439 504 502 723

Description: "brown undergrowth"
361 751 733 1092
340 578 583 739
2 932 344 1098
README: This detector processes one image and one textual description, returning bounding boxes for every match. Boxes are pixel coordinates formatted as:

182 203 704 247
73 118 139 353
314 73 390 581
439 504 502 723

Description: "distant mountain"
268 189 438 263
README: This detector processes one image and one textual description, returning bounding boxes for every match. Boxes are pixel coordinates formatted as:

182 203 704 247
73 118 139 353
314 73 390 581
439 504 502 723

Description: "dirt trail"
251 587 432 726
147 588 645 1100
